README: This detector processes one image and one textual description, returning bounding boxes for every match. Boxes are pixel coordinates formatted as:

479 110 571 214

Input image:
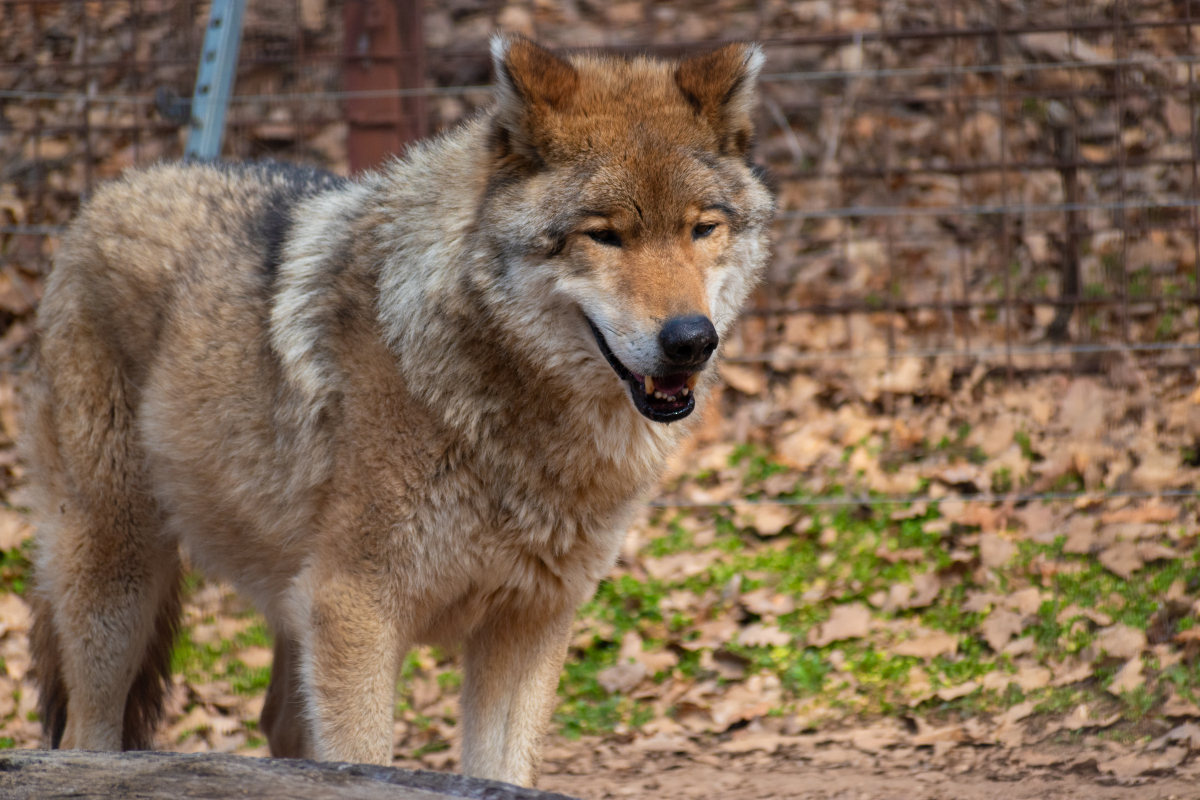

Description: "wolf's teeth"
644 376 655 395
682 387 690 396
686 373 699 391
666 395 675 402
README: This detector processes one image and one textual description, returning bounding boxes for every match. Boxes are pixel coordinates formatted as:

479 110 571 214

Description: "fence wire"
1 0 1199 511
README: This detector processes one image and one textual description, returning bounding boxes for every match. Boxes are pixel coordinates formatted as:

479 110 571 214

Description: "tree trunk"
0 749 578 800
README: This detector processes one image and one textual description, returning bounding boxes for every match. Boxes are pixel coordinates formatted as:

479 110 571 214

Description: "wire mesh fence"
1 0 1198 511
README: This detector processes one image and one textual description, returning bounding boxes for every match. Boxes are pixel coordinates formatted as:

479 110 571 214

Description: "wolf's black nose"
659 315 719 368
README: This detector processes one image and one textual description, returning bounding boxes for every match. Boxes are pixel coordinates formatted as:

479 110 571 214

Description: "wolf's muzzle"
587 318 702 424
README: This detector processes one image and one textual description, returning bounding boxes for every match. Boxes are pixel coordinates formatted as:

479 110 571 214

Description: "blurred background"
4 2 1200 789
3 0 1199 384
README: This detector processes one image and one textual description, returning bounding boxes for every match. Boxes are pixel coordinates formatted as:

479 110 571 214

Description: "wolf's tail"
28 588 67 748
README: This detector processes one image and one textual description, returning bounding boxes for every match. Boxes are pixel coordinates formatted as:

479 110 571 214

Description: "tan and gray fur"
26 36 773 785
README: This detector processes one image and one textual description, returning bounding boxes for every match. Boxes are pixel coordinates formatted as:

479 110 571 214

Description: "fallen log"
0 749 579 799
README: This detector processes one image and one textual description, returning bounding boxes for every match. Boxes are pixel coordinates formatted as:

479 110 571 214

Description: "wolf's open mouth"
587 320 697 423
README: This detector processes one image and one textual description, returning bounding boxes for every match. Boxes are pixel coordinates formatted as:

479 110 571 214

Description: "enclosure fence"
2 0 1198 509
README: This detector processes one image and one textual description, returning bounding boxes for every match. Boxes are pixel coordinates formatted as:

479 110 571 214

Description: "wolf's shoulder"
90 159 351 206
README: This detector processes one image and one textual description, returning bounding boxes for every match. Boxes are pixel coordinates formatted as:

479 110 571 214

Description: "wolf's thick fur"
27 37 773 784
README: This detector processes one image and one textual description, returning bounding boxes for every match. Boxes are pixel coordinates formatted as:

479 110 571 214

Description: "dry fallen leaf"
1162 690 1200 719
1050 660 1094 687
708 676 780 731
910 722 966 745
1165 721 1200 747
1099 753 1155 781
1007 587 1047 616
1056 604 1112 627
1013 665 1052 691
892 632 958 660
1137 542 1179 563
720 364 765 396
849 725 902 753
167 705 212 741
1062 516 1097 554
0 593 31 637
0 510 31 552
0 676 15 719
999 700 1036 726
737 623 792 648
979 533 1016 569
890 501 928 521
962 591 1006 613
874 544 925 563
633 732 699 754
1014 503 1061 543
597 663 646 695
236 646 273 670
680 618 739 651
700 649 748 680
616 630 677 676
1098 540 1143 580
739 588 795 617
643 551 720 583
1002 636 1035 657
638 648 679 675
1101 504 1179 525
1064 703 1121 731
1061 378 1105 438
1107 657 1145 696
735 504 794 536
717 733 792 754
980 608 1026 652
807 603 871 647
936 680 979 701
776 427 828 471
905 572 942 609
1091 624 1147 660
1130 451 1182 492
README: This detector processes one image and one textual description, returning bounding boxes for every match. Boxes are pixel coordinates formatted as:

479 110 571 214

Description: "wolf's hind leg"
28 321 181 751
460 604 574 786
33 508 181 751
261 632 314 758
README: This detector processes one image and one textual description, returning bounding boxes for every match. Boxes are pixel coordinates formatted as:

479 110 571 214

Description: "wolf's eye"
693 222 718 240
586 230 622 248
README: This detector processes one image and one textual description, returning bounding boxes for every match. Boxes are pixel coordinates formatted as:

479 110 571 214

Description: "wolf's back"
40 161 350 379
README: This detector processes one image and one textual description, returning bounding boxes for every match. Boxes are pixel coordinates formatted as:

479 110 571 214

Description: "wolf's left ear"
490 34 579 160
675 43 765 157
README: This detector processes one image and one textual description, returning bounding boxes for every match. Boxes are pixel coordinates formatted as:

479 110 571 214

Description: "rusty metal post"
343 0 427 173
1047 100 1081 342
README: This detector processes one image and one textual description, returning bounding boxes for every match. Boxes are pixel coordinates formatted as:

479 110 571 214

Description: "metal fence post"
185 0 246 160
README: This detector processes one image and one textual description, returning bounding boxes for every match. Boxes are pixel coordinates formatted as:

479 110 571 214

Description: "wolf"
26 35 773 786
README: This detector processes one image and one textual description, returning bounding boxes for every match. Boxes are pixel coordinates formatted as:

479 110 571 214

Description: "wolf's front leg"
461 604 574 786
294 569 403 766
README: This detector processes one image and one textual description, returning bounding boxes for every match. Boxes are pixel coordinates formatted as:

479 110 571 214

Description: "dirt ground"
530 736 1199 800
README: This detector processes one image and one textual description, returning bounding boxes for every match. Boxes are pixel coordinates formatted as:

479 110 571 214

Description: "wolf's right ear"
490 35 579 162
675 43 765 157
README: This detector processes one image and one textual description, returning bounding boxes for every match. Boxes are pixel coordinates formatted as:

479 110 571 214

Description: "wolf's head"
473 36 774 424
